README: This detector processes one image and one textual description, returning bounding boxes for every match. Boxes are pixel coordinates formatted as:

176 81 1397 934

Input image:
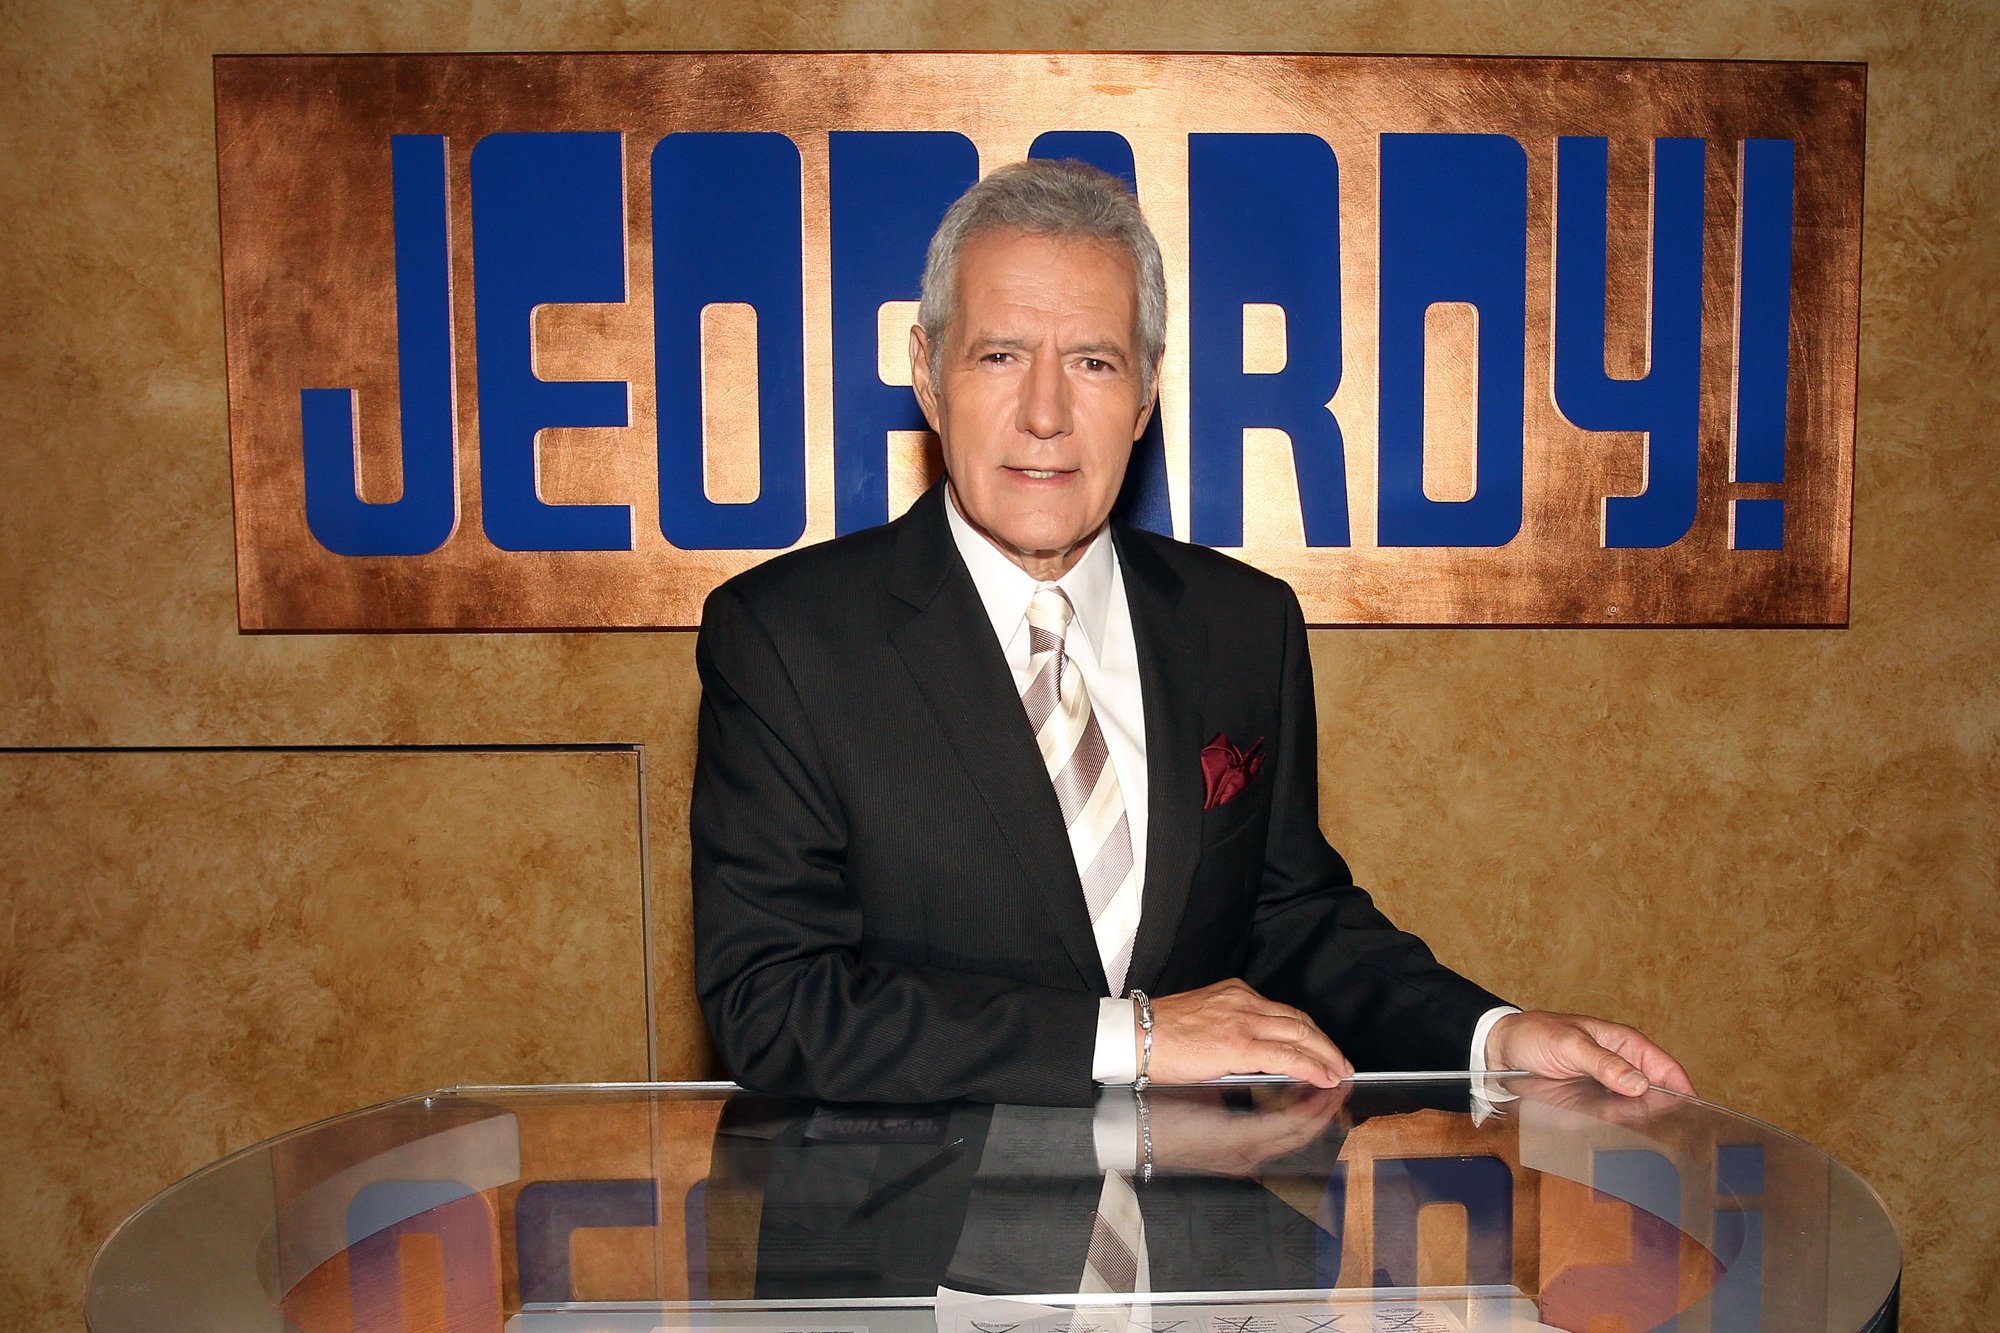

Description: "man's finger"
1261 1013 1353 1081
1246 1005 1347 1063
1563 1025 1652 1096
1258 1041 1343 1088
1265 1029 1353 1083
1644 1054 1696 1096
1585 1017 1697 1096
1594 1049 1651 1096
1623 1044 1694 1095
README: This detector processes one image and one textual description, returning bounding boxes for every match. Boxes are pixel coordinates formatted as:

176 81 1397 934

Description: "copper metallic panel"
213 53 1862 630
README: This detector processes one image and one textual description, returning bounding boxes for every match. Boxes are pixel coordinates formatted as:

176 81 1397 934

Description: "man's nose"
1015 354 1072 439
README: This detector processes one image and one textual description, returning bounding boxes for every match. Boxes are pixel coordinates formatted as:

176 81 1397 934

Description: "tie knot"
1026 585 1076 643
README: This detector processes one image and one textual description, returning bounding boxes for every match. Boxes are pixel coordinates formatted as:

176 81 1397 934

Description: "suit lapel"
1115 529 1206 996
887 487 1110 995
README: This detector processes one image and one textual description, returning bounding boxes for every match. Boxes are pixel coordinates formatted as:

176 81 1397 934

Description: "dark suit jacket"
692 483 1505 1105
716 1096 1334 1299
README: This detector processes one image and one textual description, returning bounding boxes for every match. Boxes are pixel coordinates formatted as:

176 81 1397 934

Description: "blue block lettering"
1716 1142 1766 1198
1538 1149 1687 1331
829 131 977 534
1713 1206 1766 1325
300 135 458 557
1378 134 1528 547
345 1193 497 1329
1188 132 1348 547
654 133 808 550
1732 138 1796 550
471 132 632 552
1554 137 1706 549
1027 132 1139 192
515 1179 656 1304
346 1178 476 1244
1713 1146 1767 1324
1592 1146 1681 1227
1371 1155 1513 1288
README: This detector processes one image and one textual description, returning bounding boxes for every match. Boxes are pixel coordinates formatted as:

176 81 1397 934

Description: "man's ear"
910 324 944 433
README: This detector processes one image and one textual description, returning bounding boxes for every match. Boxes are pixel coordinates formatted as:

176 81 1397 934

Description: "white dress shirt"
943 487 1515 1087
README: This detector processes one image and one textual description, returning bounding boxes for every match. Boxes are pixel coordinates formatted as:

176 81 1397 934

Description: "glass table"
86 1075 1899 1333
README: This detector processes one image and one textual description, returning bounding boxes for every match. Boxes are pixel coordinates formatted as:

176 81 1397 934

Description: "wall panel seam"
637 743 659 1081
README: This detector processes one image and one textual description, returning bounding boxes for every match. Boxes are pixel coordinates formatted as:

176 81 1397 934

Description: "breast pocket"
1199 781 1271 851
1176 807 1269 974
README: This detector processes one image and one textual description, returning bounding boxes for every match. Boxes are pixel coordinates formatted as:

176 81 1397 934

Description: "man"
717 1084 1357 1299
692 160 1691 1107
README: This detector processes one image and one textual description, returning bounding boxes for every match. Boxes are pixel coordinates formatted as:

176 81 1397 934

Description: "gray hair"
917 159 1167 398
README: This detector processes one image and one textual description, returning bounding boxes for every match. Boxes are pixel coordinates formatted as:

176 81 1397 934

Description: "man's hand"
1485 1010 1694 1097
1144 979 1353 1087
1510 1073 1681 1128
1144 1083 1350 1176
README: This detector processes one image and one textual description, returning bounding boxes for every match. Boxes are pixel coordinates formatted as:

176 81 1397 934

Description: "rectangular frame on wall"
0 743 662 1080
214 52 1863 630
0 742 677 1333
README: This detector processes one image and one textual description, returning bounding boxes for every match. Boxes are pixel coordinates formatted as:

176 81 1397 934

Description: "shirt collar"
943 482 1118 656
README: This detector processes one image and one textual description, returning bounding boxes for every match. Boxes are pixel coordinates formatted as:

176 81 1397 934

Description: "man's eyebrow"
962 332 1034 354
960 332 1132 361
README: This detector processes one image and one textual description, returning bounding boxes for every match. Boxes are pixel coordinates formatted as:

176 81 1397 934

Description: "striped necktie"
1022 586 1140 996
1081 1168 1148 1299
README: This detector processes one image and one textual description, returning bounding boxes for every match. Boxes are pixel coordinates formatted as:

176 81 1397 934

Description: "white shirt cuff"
1092 1090 1141 1172
1092 997 1139 1083
1469 1004 1522 1072
1469 1004 1523 1124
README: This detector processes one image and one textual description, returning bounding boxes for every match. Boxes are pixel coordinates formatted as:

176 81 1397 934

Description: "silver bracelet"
1134 1087 1153 1185
1129 988 1154 1090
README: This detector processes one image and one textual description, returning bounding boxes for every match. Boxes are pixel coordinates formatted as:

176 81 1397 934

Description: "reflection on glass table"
86 1075 1900 1333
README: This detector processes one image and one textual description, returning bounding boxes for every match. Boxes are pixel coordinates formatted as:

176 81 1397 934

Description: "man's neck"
944 481 1104 583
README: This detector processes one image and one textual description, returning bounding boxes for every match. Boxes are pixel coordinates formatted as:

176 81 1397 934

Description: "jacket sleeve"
691 581 1102 1105
1242 590 1512 1072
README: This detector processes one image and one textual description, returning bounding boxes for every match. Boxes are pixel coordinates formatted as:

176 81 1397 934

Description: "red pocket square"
1200 733 1266 810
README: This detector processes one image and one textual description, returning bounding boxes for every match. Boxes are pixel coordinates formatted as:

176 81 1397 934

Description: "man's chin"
991 526 1105 578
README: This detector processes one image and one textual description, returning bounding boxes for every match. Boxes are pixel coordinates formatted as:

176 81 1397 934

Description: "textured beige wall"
0 1 1992 1330
0 748 650 1331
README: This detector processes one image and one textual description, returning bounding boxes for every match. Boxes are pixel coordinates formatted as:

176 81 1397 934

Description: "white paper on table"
933 1288 1564 1333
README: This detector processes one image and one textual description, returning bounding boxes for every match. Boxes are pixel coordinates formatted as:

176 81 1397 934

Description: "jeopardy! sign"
214 53 1863 629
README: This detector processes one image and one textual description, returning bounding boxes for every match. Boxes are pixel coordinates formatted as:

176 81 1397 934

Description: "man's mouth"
1009 467 1073 480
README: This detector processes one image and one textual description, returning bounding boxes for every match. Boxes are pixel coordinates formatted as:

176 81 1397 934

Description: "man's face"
912 228 1157 581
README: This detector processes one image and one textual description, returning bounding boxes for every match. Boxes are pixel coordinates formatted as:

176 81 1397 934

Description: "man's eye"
1078 357 1112 373
979 351 1014 365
